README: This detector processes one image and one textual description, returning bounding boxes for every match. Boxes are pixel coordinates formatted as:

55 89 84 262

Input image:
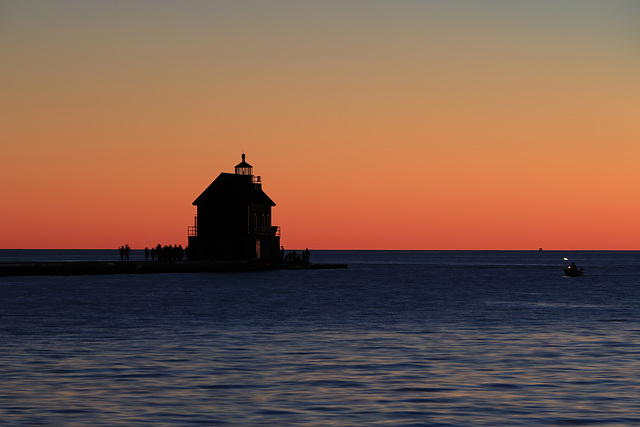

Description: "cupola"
234 153 253 176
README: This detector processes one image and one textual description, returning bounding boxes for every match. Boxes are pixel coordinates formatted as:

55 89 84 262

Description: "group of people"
120 244 310 264
118 244 186 262
118 244 131 261
282 247 311 264
145 244 185 262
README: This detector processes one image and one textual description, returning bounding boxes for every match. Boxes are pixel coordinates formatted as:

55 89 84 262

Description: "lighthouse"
187 154 281 262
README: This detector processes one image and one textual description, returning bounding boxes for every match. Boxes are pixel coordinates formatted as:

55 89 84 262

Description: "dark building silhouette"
187 154 281 262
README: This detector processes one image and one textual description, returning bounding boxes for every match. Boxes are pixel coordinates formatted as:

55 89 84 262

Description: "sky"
2 1 639 250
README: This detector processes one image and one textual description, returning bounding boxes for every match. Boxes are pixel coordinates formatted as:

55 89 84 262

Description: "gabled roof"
193 173 276 206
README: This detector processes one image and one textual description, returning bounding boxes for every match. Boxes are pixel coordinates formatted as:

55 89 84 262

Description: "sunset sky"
2 1 639 250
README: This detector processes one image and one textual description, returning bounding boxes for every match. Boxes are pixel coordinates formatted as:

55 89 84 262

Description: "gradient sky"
2 1 639 249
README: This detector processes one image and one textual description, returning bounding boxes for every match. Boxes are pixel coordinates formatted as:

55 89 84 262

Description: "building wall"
196 203 247 239
190 202 280 262
248 205 272 232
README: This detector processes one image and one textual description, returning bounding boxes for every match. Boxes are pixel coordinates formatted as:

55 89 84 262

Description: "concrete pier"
0 261 347 277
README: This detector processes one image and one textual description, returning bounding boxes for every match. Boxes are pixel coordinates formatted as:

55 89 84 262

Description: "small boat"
564 262 584 277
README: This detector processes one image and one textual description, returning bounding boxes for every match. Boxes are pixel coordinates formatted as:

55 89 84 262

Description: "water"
1 250 640 426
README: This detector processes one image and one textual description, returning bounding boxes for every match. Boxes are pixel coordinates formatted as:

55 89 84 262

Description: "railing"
191 223 278 238
188 215 198 237
250 225 280 237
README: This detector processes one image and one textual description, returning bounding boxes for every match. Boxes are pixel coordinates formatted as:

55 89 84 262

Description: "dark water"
1 250 640 426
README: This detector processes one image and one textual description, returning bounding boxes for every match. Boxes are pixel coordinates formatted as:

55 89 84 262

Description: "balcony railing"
250 225 280 236
190 224 279 237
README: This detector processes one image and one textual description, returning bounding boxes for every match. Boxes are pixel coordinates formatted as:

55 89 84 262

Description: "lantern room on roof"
187 154 280 262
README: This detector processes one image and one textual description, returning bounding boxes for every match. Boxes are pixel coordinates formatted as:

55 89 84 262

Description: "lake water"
1 250 640 426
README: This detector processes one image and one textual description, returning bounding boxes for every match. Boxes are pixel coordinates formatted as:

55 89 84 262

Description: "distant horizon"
2 248 638 252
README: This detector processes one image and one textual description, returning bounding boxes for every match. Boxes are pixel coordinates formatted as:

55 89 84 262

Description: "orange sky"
1 1 639 249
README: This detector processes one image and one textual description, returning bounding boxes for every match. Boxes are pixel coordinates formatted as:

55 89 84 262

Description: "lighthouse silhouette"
187 154 281 262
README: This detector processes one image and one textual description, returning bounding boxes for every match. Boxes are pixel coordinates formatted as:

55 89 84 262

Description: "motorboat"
564 262 584 277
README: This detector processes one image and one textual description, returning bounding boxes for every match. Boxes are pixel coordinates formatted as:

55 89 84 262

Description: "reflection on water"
3 328 640 426
1 251 640 425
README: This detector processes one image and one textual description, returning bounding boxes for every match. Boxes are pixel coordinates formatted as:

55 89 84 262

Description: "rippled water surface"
1 250 640 426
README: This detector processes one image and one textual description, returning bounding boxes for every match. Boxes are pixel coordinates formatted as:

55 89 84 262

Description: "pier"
0 261 347 277
0 155 346 278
